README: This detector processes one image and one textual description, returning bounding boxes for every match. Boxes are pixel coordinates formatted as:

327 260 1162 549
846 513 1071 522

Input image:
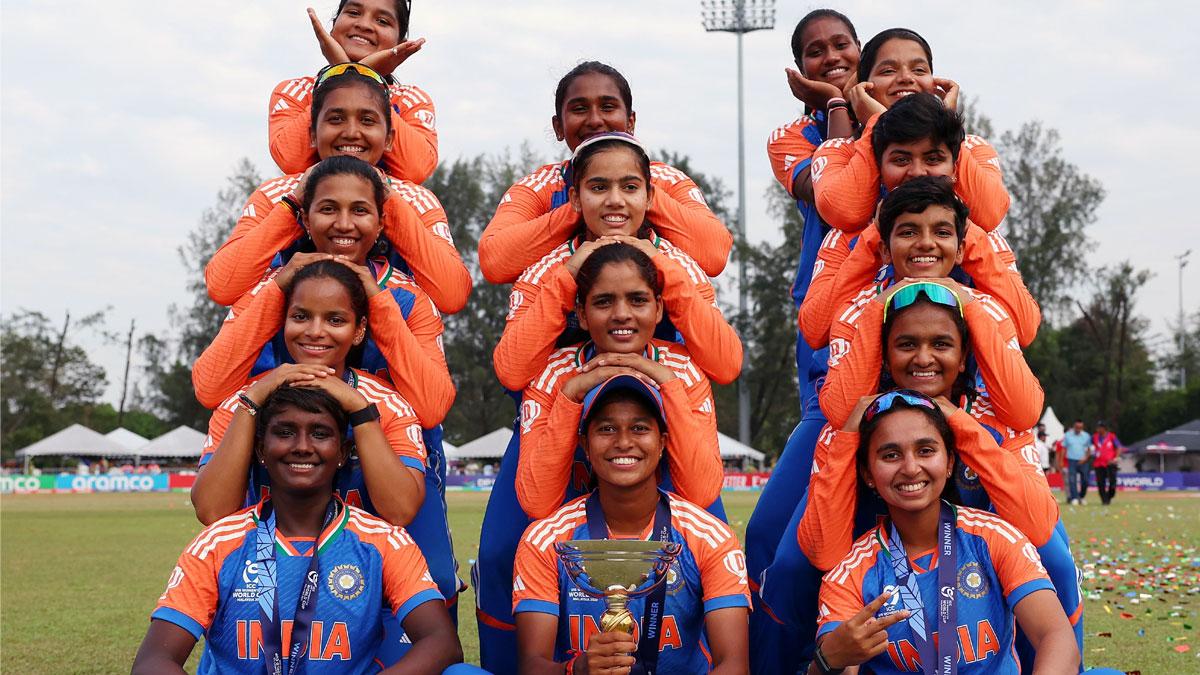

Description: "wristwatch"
349 403 381 427
812 644 845 675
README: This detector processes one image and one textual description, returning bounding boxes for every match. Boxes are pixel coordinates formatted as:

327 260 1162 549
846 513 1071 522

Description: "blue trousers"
1067 459 1090 501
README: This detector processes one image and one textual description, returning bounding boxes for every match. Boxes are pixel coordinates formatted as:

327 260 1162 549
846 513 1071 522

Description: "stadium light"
1178 249 1192 389
700 1 775 444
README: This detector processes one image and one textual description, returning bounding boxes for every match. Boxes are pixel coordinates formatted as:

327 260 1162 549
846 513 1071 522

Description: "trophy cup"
554 540 683 634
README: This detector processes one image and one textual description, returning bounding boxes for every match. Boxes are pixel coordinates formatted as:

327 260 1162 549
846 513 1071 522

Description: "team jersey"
798 407 1059 572
198 368 427 515
799 223 1040 350
478 160 733 283
513 493 751 672
811 113 1010 234
205 172 470 314
817 506 1054 674
152 498 442 674
766 114 826 201
515 340 723 520
819 287 1044 433
494 234 742 391
268 75 438 183
191 259 452 429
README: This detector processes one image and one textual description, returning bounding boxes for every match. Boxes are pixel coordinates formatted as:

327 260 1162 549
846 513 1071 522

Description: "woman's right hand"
307 7 349 65
564 237 621 277
842 395 877 432
846 80 887 120
785 67 842 110
561 364 658 403
578 630 636 675
244 363 336 406
273 252 335 290
817 590 910 670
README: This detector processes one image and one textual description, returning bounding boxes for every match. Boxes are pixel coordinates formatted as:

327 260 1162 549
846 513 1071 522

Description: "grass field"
2 490 1197 673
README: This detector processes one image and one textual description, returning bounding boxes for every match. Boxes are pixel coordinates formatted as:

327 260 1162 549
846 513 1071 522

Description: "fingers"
855 590 894 622
874 606 912 630
307 7 324 36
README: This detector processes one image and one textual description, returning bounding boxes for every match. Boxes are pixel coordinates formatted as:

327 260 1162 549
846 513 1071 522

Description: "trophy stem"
600 588 636 635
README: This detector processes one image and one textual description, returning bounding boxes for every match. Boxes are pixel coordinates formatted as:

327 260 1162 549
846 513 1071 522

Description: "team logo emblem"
956 462 981 490
327 564 365 601
957 562 989 599
665 562 685 595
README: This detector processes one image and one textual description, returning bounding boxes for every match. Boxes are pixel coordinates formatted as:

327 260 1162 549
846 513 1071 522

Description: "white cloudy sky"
2 0 1198 403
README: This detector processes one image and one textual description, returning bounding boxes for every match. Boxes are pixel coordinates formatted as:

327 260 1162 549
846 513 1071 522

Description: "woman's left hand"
332 256 385 298
359 38 426 75
934 77 960 111
583 352 675 386
307 7 349 65
842 395 877 432
847 80 887 119
293 372 369 412
604 234 658 259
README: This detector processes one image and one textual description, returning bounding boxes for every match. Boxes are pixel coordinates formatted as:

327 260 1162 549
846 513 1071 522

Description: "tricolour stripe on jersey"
828 535 880 585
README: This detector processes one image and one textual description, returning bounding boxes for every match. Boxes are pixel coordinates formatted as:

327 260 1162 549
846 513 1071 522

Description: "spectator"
1092 421 1125 506
1061 419 1093 505
1035 428 1053 473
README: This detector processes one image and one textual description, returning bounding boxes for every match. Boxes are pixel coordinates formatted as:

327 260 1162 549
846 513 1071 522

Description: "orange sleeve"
267 77 320 175
381 84 438 184
191 280 285 409
816 537 873 634
660 377 723 510
766 116 820 196
646 164 733 277
516 384 585 519
513 520 566 612
955 135 1009 232
797 427 861 571
960 226 1041 347
812 113 882 232
479 166 577 284
819 298 884 429
205 182 304 306
367 289 453 428
654 244 742 385
381 186 471 314
798 229 853 348
153 521 238 634
681 503 752 606
493 261 575 392
375 524 443 615
267 78 438 183
198 394 239 467
949 412 1058 546
963 296 1044 431
361 378 428 466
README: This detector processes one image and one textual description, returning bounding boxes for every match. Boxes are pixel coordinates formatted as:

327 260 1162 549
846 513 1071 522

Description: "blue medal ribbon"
584 489 672 675
884 501 958 675
255 499 338 675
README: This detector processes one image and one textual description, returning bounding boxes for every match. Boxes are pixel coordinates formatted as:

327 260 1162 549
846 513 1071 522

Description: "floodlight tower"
1178 249 1192 389
701 0 775 445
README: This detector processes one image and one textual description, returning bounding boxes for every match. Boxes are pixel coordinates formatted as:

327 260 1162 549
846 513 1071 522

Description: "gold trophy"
554 540 683 634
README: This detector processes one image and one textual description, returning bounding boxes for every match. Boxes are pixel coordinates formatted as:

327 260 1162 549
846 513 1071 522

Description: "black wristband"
813 644 845 675
280 193 302 218
237 393 261 416
348 403 381 427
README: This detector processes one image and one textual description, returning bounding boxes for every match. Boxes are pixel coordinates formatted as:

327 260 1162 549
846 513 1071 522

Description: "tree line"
4 113 1198 461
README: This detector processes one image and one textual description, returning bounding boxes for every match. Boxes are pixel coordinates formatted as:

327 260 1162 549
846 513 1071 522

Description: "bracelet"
237 393 261 416
564 651 581 675
280 193 302 219
826 97 849 113
348 403 381 427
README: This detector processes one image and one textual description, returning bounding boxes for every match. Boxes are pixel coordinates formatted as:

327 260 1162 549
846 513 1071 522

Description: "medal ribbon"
584 489 672 675
255 499 337 675
884 501 958 675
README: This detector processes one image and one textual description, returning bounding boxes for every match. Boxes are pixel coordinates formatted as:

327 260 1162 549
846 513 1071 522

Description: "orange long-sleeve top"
819 291 1044 432
478 161 733 283
204 173 470 314
799 223 1041 350
811 113 1010 233
268 75 438 183
191 259 453 428
492 235 742 391
797 408 1058 572
514 340 723 520
766 114 824 196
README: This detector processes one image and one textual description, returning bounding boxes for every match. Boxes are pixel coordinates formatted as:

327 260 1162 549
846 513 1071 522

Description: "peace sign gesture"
817 590 910 670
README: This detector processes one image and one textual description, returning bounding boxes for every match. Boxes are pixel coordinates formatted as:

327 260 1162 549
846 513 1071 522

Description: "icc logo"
242 561 261 584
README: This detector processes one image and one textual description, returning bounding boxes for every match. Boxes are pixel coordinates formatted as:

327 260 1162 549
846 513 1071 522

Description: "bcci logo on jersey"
328 564 366 601
957 561 989 599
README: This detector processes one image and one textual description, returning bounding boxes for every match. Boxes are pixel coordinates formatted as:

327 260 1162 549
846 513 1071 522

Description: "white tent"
1039 406 1064 443
718 433 766 462
105 427 150 453
138 426 207 458
16 424 131 458
447 428 512 460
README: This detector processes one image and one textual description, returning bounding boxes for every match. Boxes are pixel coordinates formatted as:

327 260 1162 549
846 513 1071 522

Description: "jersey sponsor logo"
723 551 748 585
327 564 366 601
160 566 185 601
687 187 707 205
1022 542 1046 574
957 561 990 599
506 289 524 320
235 619 353 661
414 109 436 130
827 337 850 367
520 399 542 434
810 155 828 183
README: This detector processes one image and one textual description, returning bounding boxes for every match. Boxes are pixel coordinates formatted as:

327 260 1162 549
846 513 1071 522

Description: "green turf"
1 490 1195 673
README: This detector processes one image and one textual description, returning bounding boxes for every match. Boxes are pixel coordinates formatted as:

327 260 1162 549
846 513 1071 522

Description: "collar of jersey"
568 231 662 255
875 501 956 569
574 341 661 368
367 256 394 287
253 496 350 557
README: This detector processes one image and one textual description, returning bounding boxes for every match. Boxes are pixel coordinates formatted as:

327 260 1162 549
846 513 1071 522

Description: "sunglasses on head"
882 281 963 322
315 62 387 88
863 389 938 425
